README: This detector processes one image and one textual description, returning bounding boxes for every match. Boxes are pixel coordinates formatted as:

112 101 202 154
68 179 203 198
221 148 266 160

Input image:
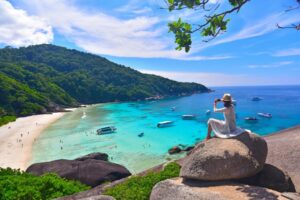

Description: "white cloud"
248 61 293 69
0 0 53 47
9 0 229 61
139 69 299 86
139 69 249 86
192 12 300 52
132 7 153 14
209 0 225 4
115 0 152 14
273 48 300 57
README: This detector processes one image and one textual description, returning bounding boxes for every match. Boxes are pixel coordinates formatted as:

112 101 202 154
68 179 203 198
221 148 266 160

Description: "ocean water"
31 85 300 173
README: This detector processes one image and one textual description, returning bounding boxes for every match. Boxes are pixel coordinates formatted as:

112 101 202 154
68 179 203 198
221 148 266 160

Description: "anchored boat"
97 126 116 135
206 110 211 115
182 115 196 120
232 100 237 105
252 97 263 101
257 113 272 118
157 121 174 128
244 117 258 122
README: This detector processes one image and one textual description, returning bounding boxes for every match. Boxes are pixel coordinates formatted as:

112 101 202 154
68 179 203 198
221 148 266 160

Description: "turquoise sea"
31 85 300 173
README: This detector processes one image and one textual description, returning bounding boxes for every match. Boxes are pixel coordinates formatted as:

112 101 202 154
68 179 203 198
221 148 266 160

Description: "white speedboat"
81 112 86 119
157 121 174 128
97 126 116 135
182 115 196 120
257 113 272 118
206 110 211 115
232 100 237 105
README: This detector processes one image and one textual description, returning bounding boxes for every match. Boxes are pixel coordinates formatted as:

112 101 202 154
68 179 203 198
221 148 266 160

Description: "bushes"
104 162 181 200
0 115 16 126
0 168 90 200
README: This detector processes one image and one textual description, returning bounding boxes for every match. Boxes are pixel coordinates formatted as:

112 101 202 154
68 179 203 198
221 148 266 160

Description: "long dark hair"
224 101 232 108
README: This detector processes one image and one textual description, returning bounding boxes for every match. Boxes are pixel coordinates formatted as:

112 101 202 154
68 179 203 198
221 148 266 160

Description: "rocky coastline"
24 126 300 200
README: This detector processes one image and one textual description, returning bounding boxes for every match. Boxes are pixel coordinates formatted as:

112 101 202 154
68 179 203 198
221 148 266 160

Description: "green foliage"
168 18 192 52
0 168 90 200
201 15 230 38
0 115 16 126
104 162 181 200
0 44 209 119
167 0 249 51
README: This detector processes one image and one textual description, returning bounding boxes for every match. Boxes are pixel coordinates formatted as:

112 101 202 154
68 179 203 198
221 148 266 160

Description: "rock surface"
238 164 295 192
75 153 108 162
76 195 115 200
168 146 182 154
26 159 131 187
281 192 300 200
150 178 288 200
265 126 300 192
180 132 268 181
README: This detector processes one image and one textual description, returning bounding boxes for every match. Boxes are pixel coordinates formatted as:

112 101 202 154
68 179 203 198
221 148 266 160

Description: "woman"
206 93 246 140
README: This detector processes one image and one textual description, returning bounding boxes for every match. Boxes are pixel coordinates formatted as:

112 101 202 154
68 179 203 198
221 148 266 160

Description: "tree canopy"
167 0 300 52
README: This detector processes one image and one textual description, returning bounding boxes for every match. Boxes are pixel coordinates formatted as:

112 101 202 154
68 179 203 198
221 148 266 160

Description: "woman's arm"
213 100 226 113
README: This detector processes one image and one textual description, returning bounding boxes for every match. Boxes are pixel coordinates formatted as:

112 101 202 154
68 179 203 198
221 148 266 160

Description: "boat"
206 110 211 115
257 113 272 118
252 97 263 101
97 126 116 135
138 132 144 137
157 121 174 128
171 107 176 111
232 100 237 105
181 115 196 120
244 117 258 122
81 112 86 119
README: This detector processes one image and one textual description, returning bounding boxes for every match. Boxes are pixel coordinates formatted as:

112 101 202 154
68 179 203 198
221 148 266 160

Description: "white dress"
208 106 247 138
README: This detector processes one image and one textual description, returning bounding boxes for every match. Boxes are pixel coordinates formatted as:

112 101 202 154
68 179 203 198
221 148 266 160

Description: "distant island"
0 44 209 125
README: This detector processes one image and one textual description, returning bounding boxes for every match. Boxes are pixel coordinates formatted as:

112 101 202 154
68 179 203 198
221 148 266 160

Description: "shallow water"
32 85 300 173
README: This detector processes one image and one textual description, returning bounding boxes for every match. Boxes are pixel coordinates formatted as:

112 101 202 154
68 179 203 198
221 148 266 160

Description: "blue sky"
0 0 299 86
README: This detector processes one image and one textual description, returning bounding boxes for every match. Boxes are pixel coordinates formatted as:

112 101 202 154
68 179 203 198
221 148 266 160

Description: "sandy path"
0 112 68 170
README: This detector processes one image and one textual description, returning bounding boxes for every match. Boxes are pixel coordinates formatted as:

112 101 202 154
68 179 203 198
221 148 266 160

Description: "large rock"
77 195 115 200
238 164 296 192
26 159 131 187
180 132 268 181
265 126 300 192
168 146 182 154
75 153 108 162
150 178 289 200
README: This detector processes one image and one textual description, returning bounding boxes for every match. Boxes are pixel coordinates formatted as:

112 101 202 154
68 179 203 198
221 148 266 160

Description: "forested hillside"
0 44 209 119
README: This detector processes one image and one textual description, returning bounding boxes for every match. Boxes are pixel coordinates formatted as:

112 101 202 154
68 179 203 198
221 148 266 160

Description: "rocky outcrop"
76 195 115 200
168 145 195 155
238 164 296 192
281 192 300 200
26 156 131 187
75 153 108 162
150 178 288 200
180 132 268 181
265 126 300 192
168 146 181 154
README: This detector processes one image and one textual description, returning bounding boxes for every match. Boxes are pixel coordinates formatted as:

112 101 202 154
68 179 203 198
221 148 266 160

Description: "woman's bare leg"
206 123 212 140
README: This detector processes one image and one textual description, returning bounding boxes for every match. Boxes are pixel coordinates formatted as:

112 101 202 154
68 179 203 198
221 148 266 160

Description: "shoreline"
0 104 299 172
0 111 75 170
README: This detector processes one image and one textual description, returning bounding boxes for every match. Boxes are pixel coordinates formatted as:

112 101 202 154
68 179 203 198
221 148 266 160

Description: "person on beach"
206 93 247 140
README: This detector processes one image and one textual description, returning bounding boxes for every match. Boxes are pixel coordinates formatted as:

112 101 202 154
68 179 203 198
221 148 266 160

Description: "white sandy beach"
0 112 71 170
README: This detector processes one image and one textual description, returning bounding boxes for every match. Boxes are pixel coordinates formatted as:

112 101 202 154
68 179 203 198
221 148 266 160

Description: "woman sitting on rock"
206 93 246 140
